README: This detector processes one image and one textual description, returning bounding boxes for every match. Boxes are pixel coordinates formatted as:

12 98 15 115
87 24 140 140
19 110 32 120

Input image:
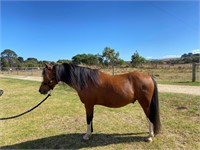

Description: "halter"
42 77 57 90
42 65 59 90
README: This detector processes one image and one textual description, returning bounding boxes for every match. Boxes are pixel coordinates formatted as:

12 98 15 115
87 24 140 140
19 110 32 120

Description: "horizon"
1 0 200 61
2 48 199 62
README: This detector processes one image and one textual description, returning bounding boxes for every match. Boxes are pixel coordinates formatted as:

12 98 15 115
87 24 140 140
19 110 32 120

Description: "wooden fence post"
192 63 196 82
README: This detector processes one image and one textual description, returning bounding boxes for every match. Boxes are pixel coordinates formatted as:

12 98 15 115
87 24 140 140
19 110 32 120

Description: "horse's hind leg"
146 120 154 142
137 98 154 142
149 121 154 137
83 104 94 140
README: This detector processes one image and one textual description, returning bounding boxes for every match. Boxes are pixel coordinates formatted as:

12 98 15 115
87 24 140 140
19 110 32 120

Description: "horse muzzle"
39 88 49 95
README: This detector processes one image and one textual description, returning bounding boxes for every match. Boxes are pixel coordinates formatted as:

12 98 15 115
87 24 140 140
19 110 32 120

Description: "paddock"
0 78 199 149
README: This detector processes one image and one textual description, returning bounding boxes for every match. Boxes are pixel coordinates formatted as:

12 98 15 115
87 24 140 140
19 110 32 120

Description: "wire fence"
0 63 199 82
0 67 42 77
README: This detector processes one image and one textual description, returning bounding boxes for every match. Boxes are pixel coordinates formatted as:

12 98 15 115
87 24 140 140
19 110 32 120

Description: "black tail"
149 78 161 135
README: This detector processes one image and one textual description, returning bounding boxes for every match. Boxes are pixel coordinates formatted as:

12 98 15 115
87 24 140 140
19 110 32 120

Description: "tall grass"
0 78 199 149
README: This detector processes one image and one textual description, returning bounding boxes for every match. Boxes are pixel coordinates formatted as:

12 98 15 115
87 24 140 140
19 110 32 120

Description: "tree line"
0 47 146 69
0 48 199 70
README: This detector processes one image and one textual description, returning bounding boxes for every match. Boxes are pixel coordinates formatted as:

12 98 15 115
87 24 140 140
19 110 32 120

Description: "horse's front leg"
83 104 94 140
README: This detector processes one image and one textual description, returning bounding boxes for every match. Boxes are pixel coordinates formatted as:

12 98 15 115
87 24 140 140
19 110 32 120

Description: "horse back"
78 71 154 108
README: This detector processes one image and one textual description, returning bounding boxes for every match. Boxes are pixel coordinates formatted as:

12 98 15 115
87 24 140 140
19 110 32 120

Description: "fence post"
192 63 196 82
112 66 115 75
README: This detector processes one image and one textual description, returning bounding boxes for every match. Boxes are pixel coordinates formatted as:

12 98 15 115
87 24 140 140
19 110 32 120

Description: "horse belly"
96 89 134 108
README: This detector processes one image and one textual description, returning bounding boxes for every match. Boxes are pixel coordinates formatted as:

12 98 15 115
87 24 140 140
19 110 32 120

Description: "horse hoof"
83 134 91 140
145 137 153 143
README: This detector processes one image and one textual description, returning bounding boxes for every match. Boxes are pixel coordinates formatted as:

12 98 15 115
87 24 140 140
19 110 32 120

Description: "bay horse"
39 63 161 142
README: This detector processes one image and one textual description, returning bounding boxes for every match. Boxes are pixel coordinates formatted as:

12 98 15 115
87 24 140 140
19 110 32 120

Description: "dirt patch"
0 74 42 81
176 106 188 110
158 84 200 96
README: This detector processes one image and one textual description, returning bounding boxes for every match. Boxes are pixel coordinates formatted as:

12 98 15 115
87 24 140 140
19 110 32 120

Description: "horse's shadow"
1 132 148 149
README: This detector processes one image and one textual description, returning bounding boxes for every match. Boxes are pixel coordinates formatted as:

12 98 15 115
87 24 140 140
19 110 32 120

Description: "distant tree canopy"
25 58 39 67
102 47 119 66
1 49 18 67
57 59 71 64
102 47 120 75
131 51 146 67
71 47 122 68
180 52 199 64
72 54 100 65
1 49 198 70
160 52 200 65
0 49 53 69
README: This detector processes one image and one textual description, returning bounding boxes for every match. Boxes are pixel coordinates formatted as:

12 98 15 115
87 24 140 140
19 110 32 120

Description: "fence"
0 67 42 77
0 63 199 82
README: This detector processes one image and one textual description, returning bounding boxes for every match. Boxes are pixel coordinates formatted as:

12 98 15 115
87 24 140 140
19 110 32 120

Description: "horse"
39 63 161 142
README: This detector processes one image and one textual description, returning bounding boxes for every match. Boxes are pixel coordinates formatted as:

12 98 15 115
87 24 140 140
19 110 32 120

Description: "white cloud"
191 49 200 54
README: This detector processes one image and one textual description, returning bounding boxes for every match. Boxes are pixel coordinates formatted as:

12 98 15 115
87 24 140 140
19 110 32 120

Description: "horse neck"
55 63 99 91
55 63 80 91
55 63 71 84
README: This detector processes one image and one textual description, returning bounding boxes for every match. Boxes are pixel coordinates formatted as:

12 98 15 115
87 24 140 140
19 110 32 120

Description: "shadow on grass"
1 132 148 149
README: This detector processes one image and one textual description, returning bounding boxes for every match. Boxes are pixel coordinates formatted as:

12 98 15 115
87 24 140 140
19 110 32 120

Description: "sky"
1 0 199 62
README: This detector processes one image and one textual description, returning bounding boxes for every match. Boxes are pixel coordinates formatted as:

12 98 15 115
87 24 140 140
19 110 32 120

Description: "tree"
72 54 84 64
180 52 200 63
25 57 38 67
1 49 19 68
102 47 119 75
27 58 38 62
116 58 126 66
18 57 24 63
72 54 99 65
131 51 146 67
96 53 104 65
86 54 99 65
57 59 71 64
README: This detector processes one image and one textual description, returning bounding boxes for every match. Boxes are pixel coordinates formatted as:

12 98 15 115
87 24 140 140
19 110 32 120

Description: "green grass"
157 81 200 86
0 78 199 149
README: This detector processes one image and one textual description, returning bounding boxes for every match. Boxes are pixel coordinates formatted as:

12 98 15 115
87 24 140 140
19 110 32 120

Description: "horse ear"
45 64 53 70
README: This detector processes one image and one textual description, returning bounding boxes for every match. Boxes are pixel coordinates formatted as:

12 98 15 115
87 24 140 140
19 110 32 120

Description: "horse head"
39 64 58 94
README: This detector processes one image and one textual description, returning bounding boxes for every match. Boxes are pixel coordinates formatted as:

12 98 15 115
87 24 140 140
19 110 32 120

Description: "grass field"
0 78 199 149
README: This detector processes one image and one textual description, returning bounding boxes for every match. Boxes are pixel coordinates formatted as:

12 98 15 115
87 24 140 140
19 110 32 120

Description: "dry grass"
102 66 200 83
1 63 200 83
0 78 199 149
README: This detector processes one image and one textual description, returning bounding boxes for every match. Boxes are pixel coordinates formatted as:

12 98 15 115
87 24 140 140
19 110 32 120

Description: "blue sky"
1 0 199 61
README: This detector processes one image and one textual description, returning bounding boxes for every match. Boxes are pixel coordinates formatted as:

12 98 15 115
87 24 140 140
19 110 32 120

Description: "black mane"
54 63 100 90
